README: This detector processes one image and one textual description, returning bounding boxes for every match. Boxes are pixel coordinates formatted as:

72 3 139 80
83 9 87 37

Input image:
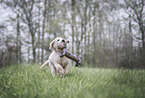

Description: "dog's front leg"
49 63 56 77
54 63 65 75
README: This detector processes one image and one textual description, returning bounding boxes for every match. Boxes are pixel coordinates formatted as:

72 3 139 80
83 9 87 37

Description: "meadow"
0 64 144 98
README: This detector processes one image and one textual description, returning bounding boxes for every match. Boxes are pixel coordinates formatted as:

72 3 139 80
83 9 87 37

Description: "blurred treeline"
0 0 145 68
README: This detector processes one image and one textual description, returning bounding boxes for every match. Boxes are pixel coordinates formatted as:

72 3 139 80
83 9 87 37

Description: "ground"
0 64 144 98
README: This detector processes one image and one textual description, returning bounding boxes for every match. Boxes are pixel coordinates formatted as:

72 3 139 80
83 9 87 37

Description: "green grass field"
0 64 144 98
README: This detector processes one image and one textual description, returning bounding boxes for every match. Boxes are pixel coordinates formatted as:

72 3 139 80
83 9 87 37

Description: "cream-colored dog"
40 37 70 77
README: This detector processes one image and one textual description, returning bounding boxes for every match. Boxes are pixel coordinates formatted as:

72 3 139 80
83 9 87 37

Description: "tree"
124 0 145 48
16 8 21 63
71 0 75 54
41 0 48 63
124 0 145 67
17 0 43 63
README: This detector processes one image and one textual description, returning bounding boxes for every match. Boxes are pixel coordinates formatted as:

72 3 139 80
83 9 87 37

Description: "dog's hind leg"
40 60 49 71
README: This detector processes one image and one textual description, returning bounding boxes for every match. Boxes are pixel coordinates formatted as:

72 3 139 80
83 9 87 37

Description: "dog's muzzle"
57 43 66 50
57 43 67 53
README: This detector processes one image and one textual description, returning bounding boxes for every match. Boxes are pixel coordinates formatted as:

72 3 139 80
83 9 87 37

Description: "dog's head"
49 37 69 52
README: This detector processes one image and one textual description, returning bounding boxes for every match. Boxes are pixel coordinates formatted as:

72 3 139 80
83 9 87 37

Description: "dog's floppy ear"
49 38 56 49
66 40 69 43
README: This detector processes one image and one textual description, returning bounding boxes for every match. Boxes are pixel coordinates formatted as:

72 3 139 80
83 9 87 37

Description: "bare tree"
16 0 38 63
16 8 21 63
124 0 145 48
71 0 75 54
41 0 48 63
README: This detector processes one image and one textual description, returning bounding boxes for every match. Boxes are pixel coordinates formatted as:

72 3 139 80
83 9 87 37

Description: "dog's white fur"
40 37 70 77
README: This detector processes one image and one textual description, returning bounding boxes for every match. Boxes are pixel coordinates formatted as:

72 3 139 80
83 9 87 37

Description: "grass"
0 64 144 98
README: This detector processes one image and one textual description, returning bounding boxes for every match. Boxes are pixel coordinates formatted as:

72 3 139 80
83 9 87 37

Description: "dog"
40 37 70 77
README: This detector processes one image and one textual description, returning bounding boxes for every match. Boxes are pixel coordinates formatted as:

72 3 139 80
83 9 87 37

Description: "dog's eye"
62 40 65 42
57 39 60 41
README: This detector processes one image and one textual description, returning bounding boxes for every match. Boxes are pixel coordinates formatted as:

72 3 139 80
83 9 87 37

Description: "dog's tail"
40 60 49 71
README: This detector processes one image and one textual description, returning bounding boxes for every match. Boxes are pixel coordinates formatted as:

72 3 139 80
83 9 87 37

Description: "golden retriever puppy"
40 37 70 77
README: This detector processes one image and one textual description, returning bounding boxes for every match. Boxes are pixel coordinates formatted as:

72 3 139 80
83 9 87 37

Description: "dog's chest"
57 56 69 66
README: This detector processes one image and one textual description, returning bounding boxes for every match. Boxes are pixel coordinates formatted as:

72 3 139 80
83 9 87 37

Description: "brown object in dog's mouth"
59 48 81 66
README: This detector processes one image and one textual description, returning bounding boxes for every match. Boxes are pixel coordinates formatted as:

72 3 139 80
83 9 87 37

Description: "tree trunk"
41 0 47 63
37 6 41 63
92 5 97 66
28 47 30 63
31 33 36 63
128 12 133 66
84 0 88 63
16 8 20 63
71 0 76 54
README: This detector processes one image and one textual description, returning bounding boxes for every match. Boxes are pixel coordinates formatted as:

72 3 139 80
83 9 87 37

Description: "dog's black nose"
62 39 65 42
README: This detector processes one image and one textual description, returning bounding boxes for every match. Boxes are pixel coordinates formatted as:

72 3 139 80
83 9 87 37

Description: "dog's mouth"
57 43 66 52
